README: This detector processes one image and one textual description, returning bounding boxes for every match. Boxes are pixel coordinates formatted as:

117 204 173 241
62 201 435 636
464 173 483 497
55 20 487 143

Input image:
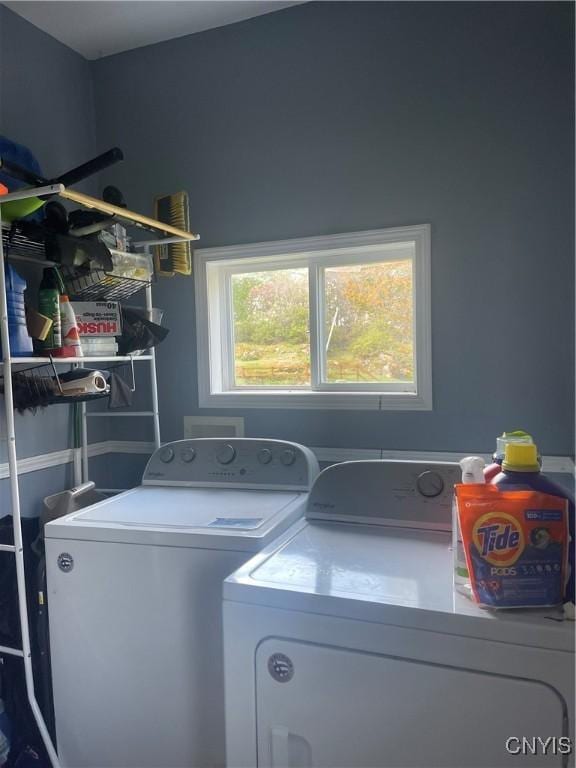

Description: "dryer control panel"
143 439 320 491
306 460 461 530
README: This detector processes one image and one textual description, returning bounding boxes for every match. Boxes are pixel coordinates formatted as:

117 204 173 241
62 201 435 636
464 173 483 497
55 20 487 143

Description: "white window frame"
195 224 432 410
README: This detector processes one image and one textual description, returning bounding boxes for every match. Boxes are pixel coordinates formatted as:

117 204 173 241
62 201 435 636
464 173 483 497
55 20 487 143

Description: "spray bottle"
53 294 83 358
453 456 485 598
38 267 62 352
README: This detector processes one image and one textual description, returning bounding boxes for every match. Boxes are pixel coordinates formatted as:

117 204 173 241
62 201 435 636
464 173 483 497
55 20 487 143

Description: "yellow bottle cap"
502 443 540 472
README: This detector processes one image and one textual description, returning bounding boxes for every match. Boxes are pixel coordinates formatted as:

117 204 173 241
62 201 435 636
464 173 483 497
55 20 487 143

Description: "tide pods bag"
455 485 569 609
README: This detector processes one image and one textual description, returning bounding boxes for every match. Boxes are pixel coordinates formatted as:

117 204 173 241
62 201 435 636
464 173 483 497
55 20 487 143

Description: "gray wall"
92 1 575 457
1 1 574 518
0 5 97 183
0 5 99 515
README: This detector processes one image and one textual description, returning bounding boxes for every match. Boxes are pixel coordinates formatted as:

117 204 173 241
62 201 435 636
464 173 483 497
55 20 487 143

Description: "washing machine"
223 460 575 768
45 437 319 768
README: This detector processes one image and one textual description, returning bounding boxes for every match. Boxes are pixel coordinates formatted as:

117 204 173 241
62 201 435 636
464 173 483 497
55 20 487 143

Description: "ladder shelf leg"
0 204 61 768
145 270 161 450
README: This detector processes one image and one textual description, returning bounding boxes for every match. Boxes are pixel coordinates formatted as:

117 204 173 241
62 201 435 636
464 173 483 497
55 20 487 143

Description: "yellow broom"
153 191 193 276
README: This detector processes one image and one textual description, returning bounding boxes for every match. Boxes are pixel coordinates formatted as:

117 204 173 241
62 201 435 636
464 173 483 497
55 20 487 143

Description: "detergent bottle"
492 442 575 606
453 456 485 598
3 263 33 356
484 431 535 481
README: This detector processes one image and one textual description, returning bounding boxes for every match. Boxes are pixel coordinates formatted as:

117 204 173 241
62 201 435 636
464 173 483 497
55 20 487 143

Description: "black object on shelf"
102 186 126 208
45 232 113 270
0 148 124 193
43 202 69 235
1 363 111 412
118 307 169 355
1 360 138 413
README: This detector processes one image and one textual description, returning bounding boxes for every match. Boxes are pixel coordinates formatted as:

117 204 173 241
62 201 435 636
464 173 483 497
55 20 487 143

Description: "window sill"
199 390 432 411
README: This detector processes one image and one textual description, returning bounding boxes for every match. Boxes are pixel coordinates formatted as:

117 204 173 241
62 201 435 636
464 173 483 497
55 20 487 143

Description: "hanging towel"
107 372 133 409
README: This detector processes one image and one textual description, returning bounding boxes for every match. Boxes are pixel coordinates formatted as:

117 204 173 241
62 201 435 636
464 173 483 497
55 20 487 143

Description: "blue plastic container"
3 264 33 357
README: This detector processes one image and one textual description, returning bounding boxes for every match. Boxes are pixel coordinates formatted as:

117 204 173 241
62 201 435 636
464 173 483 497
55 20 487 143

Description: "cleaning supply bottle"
38 267 62 352
53 295 83 358
492 442 575 606
484 431 535 481
3 264 33 356
453 456 485 598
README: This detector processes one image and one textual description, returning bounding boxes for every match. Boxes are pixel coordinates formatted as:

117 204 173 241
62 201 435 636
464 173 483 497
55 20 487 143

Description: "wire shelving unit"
0 182 197 767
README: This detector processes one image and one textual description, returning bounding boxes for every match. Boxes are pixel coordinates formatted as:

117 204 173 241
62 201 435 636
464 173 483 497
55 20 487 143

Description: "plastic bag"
455 484 569 608
117 307 168 355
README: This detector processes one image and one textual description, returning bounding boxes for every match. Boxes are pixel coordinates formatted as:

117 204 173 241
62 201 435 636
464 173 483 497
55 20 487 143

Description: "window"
195 225 431 410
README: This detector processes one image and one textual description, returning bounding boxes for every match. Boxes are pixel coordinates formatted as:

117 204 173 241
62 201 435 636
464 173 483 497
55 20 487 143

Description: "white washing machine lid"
224 519 574 652
45 486 304 551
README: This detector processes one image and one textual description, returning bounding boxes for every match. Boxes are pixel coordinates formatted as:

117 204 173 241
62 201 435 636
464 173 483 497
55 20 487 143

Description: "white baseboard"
0 440 154 480
0 441 573 480
106 440 156 455
0 447 76 480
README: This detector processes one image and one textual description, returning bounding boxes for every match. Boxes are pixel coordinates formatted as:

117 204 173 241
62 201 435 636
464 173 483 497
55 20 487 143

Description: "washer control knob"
217 444 236 465
180 448 196 463
159 447 175 464
280 449 296 466
416 471 444 497
258 448 273 465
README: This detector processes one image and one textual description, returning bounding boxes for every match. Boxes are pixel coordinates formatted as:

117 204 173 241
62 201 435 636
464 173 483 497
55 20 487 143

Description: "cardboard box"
71 301 121 337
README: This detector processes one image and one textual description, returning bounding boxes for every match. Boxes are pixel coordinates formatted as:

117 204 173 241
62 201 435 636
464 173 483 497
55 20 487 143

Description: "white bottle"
453 456 485 598
58 295 83 357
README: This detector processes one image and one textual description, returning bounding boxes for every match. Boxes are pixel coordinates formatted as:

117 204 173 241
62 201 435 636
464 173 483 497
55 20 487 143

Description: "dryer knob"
180 448 196 463
159 447 175 463
280 449 296 466
217 444 236 465
416 470 444 497
257 448 273 465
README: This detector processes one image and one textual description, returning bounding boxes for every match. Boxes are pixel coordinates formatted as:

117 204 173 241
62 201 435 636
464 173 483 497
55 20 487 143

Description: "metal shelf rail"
78 276 161 486
0 185 195 767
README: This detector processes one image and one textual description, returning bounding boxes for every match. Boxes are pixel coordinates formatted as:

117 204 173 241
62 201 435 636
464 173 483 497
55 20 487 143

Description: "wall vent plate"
183 416 245 439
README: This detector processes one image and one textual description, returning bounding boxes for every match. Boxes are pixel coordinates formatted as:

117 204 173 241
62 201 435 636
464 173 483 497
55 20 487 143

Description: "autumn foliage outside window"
324 261 413 384
232 261 413 388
